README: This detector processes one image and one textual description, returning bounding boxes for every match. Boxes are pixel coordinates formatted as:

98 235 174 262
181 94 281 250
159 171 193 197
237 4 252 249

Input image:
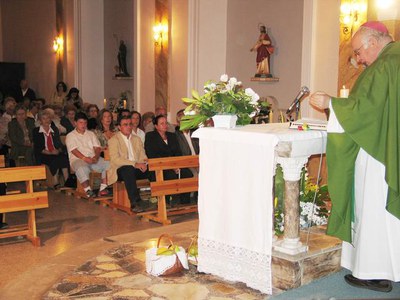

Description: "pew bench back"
0 165 48 246
142 155 199 225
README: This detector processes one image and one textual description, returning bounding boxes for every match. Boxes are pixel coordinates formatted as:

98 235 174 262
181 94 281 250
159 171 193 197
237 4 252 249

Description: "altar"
193 123 328 294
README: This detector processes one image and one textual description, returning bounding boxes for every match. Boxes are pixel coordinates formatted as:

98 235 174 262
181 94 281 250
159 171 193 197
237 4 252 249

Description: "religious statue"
117 40 130 77
250 25 274 78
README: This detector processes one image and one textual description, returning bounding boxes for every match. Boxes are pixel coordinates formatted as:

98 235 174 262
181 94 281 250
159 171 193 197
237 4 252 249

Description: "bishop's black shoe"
344 274 393 293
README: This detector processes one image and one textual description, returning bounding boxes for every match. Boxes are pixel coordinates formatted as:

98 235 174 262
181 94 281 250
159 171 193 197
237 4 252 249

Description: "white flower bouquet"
180 74 260 130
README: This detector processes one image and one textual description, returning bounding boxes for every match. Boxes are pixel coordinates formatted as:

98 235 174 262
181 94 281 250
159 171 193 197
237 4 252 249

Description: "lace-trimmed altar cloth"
193 127 280 294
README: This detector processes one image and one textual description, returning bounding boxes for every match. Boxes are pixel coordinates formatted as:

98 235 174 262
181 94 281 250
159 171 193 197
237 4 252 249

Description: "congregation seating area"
0 92 203 245
69 155 199 225
0 152 200 247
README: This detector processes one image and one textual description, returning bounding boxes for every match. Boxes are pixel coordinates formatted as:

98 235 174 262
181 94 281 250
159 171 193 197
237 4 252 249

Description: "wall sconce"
153 23 168 46
340 1 367 34
53 36 64 53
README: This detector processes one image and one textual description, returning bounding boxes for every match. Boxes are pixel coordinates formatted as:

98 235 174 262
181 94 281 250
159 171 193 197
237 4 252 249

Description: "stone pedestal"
272 227 342 291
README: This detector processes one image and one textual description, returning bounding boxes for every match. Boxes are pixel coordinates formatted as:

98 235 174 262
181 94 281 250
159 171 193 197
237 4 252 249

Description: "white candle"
340 85 349 98
104 98 107 108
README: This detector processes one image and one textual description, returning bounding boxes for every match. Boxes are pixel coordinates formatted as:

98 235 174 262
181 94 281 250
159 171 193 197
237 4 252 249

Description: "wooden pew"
142 155 199 225
0 165 48 246
0 155 4 168
109 179 150 214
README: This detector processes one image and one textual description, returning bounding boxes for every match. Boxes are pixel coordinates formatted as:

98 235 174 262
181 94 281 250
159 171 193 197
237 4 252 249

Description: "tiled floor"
44 231 267 300
0 189 197 299
0 188 342 300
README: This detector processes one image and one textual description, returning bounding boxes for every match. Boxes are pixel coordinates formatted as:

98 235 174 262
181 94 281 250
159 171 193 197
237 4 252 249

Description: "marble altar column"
274 156 309 255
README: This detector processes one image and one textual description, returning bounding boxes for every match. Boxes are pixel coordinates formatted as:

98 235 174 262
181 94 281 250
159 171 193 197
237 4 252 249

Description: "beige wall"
77 0 105 105
65 0 75 89
187 0 228 93
1 0 56 101
104 0 134 110
226 0 304 111
305 0 340 119
135 0 156 114
170 0 188 121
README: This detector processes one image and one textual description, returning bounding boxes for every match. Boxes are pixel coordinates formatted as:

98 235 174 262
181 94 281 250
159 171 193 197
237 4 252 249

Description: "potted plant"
180 74 260 130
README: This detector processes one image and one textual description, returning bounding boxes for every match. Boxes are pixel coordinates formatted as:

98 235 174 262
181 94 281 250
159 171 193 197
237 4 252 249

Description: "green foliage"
180 75 260 130
274 166 331 236
156 245 181 256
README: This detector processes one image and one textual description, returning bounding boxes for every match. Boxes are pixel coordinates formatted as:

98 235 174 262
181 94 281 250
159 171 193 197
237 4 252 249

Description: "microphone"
286 86 310 114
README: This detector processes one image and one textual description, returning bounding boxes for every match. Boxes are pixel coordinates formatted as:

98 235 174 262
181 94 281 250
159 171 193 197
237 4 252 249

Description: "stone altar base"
272 226 342 291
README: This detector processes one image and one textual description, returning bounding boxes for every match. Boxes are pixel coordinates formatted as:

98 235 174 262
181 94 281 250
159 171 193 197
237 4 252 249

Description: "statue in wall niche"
117 40 130 77
250 24 274 78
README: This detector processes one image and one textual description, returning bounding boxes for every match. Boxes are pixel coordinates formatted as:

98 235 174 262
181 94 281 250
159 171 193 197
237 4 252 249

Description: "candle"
103 98 107 108
123 100 127 109
280 111 284 123
269 110 274 123
340 85 349 98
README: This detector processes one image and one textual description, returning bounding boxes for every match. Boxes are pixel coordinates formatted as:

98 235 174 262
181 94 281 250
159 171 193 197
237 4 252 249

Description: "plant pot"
212 114 238 128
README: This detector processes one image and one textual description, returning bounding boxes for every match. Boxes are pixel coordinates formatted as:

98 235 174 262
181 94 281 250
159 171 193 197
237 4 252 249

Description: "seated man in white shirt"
66 112 110 198
107 115 149 212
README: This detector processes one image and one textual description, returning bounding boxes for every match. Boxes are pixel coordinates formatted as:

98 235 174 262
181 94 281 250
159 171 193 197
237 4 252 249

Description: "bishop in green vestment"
310 21 400 292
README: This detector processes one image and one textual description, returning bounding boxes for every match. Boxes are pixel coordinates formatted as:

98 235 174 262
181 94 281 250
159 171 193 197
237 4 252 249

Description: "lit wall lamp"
153 23 168 46
340 1 367 34
53 36 64 54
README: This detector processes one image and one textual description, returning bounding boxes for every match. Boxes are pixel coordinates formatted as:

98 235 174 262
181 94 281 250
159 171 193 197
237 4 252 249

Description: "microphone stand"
286 102 301 122
295 101 301 120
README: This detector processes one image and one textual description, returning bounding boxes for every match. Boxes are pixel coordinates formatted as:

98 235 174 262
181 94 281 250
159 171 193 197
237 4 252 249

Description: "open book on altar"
289 118 327 131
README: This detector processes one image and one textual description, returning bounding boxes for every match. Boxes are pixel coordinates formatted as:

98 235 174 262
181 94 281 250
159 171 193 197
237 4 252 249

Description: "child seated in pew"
65 112 110 198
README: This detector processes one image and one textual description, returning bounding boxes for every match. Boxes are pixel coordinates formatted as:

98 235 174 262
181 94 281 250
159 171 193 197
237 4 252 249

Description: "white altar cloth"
193 123 327 294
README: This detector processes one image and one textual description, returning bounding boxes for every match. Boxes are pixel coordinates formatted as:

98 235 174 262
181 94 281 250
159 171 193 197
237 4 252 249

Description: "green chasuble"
327 41 400 243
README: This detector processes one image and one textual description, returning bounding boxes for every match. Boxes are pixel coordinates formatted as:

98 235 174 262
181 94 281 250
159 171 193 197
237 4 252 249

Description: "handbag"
145 234 189 276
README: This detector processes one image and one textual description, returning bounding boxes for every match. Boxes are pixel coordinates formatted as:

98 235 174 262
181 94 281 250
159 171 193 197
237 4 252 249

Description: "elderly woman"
93 109 117 151
33 111 70 189
43 107 66 135
131 110 145 144
144 115 192 204
8 105 35 166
